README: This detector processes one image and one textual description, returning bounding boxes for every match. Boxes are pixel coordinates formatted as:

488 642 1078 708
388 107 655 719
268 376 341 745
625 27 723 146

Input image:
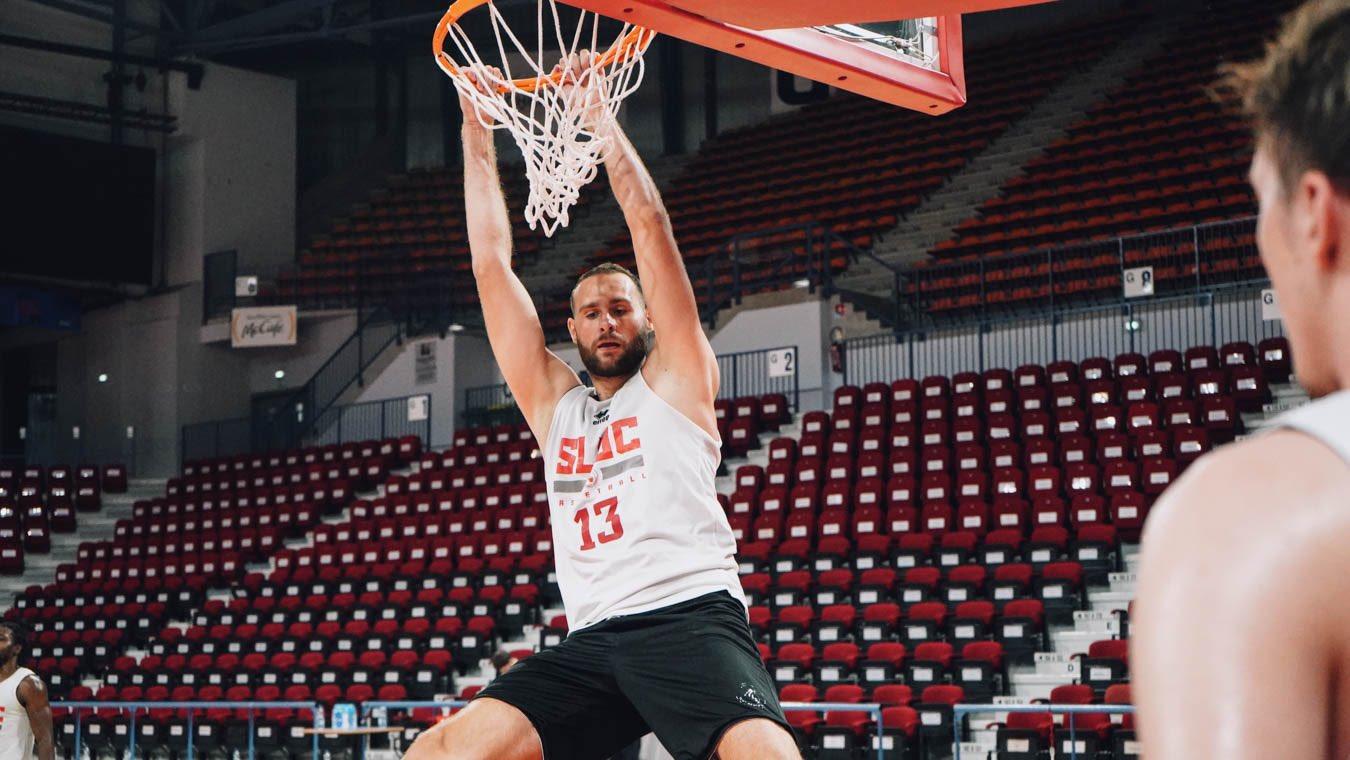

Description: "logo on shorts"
735 683 765 709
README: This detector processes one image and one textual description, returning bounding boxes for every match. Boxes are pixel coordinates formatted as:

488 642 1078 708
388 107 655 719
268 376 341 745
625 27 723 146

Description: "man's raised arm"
461 71 579 440
595 114 718 407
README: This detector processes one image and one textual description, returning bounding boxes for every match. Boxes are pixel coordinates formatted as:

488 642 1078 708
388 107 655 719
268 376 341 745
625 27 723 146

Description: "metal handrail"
361 699 889 760
276 305 402 440
838 277 1279 385
952 702 1136 760
54 700 323 760
460 344 803 419
700 216 1258 331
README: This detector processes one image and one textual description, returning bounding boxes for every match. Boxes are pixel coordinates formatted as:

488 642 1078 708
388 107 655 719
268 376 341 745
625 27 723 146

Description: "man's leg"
715 718 801 760
612 592 799 760
403 698 542 760
405 627 649 760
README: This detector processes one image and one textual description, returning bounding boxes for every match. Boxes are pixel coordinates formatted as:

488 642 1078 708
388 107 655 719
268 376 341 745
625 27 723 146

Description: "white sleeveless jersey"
1270 390 1350 462
0 667 36 760
544 370 745 631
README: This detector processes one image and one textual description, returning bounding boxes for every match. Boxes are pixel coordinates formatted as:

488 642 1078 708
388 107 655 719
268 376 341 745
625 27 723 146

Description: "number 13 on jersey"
574 496 624 551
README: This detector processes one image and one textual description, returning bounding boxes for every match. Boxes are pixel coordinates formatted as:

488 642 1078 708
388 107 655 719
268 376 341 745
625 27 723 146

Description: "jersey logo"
735 682 765 709
555 417 640 475
592 408 611 426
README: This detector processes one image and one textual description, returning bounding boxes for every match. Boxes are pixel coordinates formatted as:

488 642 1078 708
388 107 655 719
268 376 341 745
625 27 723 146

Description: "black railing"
180 417 251 466
9 421 140 474
252 306 407 453
841 280 1282 385
717 346 800 411
203 249 237 323
182 393 431 463
692 216 1260 333
887 217 1260 330
461 345 803 424
698 222 864 328
462 383 520 429
309 393 431 448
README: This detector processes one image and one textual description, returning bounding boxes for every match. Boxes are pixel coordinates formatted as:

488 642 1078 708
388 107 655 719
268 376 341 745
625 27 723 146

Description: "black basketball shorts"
474 590 792 760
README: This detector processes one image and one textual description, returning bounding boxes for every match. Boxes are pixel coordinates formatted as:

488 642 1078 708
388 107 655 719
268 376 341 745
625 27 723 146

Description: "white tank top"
1270 390 1350 461
0 667 36 760
543 370 746 631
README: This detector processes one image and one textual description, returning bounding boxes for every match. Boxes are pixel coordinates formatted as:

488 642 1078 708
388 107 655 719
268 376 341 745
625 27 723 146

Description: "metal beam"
111 0 126 144
178 9 444 54
159 0 183 32
0 32 204 86
178 0 536 55
24 0 162 35
0 89 176 131
175 0 542 56
189 0 342 42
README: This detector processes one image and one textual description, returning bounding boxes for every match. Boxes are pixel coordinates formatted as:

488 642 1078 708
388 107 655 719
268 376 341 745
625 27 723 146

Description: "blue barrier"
952 703 1136 760
361 699 888 759
54 700 323 760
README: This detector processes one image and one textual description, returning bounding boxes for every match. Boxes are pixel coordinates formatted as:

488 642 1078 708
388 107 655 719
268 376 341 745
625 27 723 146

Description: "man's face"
0 626 20 664
1251 143 1333 395
568 273 652 379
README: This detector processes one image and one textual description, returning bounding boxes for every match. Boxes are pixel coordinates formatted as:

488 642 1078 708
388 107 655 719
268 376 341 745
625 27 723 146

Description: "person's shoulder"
16 670 47 702
1143 429 1350 572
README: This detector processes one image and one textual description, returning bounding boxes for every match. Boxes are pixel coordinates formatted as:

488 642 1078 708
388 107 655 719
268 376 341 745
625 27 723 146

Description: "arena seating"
912 0 1299 314
266 1 1295 340
541 13 1146 330
3 441 420 706
0 463 125 575
24 338 1294 758
272 165 560 312
724 339 1288 753
273 13 1144 331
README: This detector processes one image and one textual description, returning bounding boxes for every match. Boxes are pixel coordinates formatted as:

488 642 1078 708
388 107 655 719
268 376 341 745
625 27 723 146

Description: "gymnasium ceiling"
25 0 607 69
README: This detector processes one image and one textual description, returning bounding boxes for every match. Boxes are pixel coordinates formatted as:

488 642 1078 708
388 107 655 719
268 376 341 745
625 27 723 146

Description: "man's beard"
579 330 652 379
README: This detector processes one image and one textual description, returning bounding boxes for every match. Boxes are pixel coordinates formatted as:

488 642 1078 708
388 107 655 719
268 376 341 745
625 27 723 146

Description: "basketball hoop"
433 0 656 236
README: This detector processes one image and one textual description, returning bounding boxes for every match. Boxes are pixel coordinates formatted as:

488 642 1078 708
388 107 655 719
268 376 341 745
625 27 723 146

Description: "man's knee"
403 719 460 760
402 698 542 760
716 717 801 760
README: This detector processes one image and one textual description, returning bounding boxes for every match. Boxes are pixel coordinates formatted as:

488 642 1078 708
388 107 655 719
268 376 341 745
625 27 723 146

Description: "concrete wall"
404 50 452 171
702 299 833 412
1 4 295 288
52 292 185 475
239 313 360 397
49 294 362 475
165 63 297 285
295 58 381 188
11 12 311 474
345 331 503 448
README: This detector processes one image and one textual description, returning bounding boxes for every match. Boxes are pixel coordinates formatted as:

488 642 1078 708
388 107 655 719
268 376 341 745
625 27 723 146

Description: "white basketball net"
435 1 654 237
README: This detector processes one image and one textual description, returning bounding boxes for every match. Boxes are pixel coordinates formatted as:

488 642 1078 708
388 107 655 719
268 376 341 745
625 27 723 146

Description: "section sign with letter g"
767 347 796 378
1123 266 1154 299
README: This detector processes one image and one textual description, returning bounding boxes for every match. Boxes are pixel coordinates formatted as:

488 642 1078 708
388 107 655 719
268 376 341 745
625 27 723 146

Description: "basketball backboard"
560 0 1051 114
